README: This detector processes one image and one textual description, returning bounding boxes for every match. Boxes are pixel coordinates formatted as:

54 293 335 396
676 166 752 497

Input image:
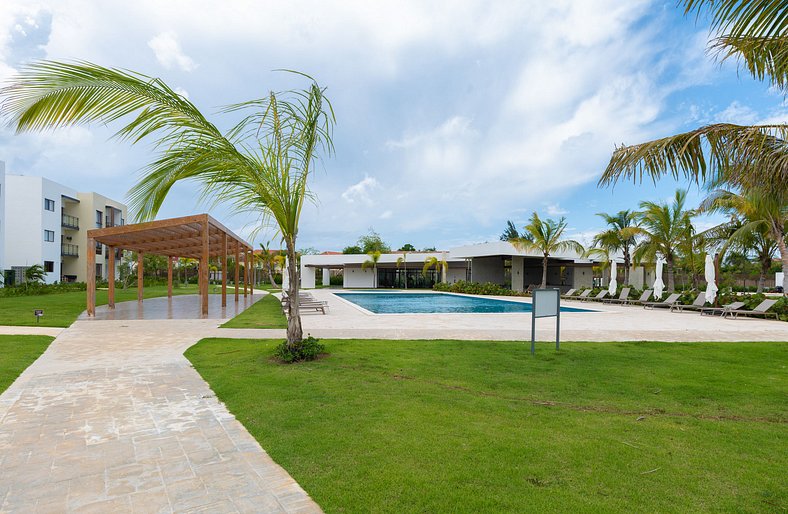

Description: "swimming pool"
334 292 594 314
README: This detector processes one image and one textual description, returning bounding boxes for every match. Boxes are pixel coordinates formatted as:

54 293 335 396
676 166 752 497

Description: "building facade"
1 164 128 285
301 241 655 291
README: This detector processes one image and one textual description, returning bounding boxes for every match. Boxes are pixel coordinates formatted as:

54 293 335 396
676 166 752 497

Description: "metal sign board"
531 289 560 355
34 309 44 324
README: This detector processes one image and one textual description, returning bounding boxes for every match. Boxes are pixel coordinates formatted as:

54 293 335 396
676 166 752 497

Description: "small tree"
362 251 382 288
500 220 522 241
422 255 447 284
258 241 281 287
358 228 390 253
399 243 416 251
24 264 46 285
396 253 407 289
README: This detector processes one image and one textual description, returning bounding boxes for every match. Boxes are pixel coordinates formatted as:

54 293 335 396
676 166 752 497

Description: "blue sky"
0 1 785 252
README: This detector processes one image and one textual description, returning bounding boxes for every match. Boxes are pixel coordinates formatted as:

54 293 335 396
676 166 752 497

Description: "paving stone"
0 314 322 513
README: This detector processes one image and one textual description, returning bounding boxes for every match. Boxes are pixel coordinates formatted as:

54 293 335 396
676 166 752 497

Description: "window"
95 210 103 228
44 198 55 211
44 261 54 273
44 230 55 242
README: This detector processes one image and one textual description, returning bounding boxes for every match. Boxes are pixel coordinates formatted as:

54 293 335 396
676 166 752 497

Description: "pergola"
86 214 254 317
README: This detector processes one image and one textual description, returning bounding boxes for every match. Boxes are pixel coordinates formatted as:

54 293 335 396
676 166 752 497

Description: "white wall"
446 266 466 284
5 175 44 281
511 256 524 291
301 265 316 289
343 265 375 288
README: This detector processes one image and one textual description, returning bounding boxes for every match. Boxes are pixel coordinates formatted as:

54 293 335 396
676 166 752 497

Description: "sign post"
34 309 44 324
531 289 560 355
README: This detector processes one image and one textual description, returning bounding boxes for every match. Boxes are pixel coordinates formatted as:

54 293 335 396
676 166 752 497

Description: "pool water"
334 292 593 314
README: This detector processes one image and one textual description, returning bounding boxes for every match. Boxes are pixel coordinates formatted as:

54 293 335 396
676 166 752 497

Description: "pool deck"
262 289 788 342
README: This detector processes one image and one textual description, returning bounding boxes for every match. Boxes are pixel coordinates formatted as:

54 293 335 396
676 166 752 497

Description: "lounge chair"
700 301 745 317
602 287 631 304
583 290 608 302
560 288 577 299
621 289 652 306
569 289 592 301
725 299 778 319
670 292 708 312
643 293 681 310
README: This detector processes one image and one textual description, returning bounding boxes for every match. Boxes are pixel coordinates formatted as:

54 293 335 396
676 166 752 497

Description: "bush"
330 274 344 286
0 281 87 297
434 280 527 296
274 336 326 363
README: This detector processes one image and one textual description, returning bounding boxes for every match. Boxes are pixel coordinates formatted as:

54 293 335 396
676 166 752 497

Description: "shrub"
329 274 343 286
0 281 87 297
434 280 528 297
274 336 325 363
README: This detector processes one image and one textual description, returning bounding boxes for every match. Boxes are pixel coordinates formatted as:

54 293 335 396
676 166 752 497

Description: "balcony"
61 243 79 257
62 214 79 230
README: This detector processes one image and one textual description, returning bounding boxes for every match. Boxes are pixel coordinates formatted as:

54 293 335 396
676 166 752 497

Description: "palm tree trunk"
285 239 302 346
267 263 278 288
757 255 770 293
623 247 631 286
541 255 548 288
666 257 675 292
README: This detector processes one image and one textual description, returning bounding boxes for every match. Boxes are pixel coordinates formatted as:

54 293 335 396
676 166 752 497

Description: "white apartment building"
0 162 5 282
0 163 128 285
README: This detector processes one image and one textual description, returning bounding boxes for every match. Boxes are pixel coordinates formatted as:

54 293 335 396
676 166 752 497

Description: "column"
137 252 144 303
87 237 96 317
167 256 173 298
234 241 240 302
107 246 115 309
243 249 248 298
221 233 227 307
323 267 330 286
201 220 210 316
248 248 253 296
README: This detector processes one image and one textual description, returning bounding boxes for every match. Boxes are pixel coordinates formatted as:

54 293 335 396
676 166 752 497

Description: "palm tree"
362 251 382 288
700 187 787 293
511 212 584 289
633 189 695 292
599 1 788 193
396 253 407 289
584 247 613 287
257 241 280 288
1 61 334 348
422 255 448 284
592 210 639 285
24 264 46 285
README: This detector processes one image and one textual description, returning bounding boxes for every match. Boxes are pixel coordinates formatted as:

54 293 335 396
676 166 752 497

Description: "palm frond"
599 123 788 191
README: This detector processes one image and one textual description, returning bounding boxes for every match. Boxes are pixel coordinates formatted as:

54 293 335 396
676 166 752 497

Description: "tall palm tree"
1 61 334 347
362 251 382 288
584 247 613 287
599 1 788 193
396 253 407 289
511 212 584 289
592 210 639 285
700 187 787 293
633 189 696 292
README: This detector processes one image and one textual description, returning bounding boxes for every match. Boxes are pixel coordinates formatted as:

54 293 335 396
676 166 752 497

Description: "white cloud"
714 101 759 124
341 175 379 206
379 210 393 219
147 31 197 72
545 203 567 216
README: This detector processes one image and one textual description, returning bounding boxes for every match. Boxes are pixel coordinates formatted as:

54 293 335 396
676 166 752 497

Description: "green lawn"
0 335 54 393
186 339 788 513
0 284 208 327
221 294 287 329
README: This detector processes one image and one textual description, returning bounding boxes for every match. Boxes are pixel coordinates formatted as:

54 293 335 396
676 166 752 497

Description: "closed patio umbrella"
608 260 617 296
704 254 718 304
653 258 665 300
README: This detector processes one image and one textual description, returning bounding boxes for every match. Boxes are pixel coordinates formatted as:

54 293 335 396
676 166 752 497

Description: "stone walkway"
0 319 321 513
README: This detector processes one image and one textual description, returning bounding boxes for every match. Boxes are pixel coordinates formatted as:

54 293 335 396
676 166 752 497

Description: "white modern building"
0 162 5 283
301 241 656 292
1 163 128 285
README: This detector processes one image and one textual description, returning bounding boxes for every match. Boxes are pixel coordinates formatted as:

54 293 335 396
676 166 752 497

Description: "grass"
186 339 788 513
0 335 54 393
221 294 287 329
0 284 210 327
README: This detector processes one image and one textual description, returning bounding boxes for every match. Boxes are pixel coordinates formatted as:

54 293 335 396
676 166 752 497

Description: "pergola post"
221 232 227 307
234 241 240 302
167 256 173 298
107 246 116 309
87 237 96 317
137 251 144 303
201 218 209 316
243 248 248 298
248 248 254 296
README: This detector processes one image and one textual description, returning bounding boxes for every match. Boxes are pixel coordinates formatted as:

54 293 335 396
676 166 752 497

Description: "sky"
0 0 785 252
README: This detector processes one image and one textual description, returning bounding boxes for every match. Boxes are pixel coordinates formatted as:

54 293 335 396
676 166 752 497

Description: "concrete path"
0 319 321 513
0 325 65 337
